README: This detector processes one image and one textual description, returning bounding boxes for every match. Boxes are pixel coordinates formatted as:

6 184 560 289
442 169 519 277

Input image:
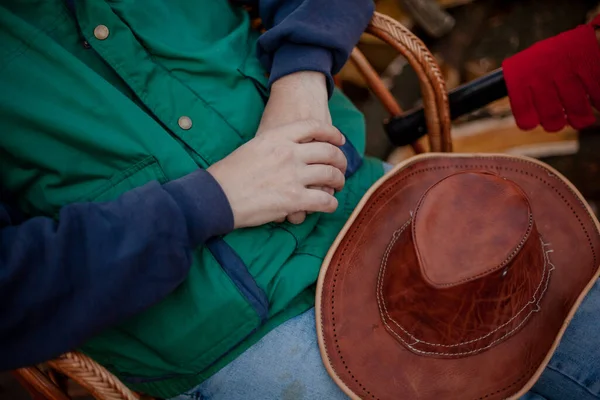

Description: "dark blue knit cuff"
268 42 335 98
164 169 234 247
338 133 363 178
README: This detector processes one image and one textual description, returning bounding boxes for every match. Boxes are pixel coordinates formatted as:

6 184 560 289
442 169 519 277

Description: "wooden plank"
387 116 579 164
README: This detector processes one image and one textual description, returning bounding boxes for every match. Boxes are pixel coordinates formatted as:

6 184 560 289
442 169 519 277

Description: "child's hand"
503 15 600 132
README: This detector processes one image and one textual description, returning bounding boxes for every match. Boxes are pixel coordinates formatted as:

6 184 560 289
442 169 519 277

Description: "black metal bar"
384 68 507 146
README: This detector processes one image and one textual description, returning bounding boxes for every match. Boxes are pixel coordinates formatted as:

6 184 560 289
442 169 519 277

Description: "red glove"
502 16 600 132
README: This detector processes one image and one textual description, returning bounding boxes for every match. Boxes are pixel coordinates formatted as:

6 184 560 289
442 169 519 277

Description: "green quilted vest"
0 1 383 397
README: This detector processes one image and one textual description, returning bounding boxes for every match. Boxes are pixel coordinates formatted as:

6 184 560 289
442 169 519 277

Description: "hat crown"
377 170 551 358
413 171 533 288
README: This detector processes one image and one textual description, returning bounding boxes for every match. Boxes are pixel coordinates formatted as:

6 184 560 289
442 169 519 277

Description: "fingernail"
341 135 346 145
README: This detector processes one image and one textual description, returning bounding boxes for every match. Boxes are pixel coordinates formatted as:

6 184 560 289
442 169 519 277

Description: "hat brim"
316 153 600 400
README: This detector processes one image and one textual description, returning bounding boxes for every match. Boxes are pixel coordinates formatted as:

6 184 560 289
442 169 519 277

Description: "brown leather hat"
316 153 600 400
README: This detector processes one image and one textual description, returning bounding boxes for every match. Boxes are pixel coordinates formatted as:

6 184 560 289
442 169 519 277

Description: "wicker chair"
10 10 452 400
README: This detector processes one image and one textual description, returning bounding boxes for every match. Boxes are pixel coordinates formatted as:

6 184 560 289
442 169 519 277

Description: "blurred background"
337 0 600 215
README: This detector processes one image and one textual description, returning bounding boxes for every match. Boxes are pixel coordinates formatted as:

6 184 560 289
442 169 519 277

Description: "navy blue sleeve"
0 169 233 370
233 0 375 96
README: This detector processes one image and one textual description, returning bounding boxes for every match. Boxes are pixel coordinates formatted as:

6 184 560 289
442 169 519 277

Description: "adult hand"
258 71 338 224
207 120 347 229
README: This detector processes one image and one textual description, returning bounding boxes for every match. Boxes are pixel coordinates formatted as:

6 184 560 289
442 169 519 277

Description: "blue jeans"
172 279 600 400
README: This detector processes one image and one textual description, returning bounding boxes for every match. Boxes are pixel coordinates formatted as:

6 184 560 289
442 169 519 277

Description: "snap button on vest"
94 25 109 40
178 116 193 130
